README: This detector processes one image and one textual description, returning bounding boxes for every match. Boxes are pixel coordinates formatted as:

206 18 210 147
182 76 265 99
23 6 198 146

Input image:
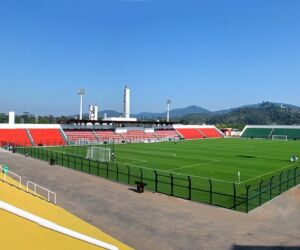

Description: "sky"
1 0 300 116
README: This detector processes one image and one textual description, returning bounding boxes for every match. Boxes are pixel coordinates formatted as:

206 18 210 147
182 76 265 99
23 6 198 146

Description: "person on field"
111 152 116 161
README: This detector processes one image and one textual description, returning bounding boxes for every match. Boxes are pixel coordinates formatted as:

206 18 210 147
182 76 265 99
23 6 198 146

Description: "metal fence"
15 146 300 213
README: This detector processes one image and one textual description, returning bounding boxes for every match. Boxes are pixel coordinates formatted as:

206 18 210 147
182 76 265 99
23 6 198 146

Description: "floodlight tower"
166 98 171 122
78 88 86 120
123 85 130 119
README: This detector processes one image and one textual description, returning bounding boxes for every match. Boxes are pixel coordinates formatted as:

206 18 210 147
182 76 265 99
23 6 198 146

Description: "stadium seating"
0 129 31 146
176 128 204 140
64 130 98 144
270 128 300 140
198 128 222 138
241 128 273 138
95 130 124 142
122 130 156 141
155 130 178 139
29 129 66 146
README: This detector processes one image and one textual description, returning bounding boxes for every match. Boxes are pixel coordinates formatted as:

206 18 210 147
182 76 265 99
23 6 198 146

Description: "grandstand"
174 125 223 140
0 124 223 146
29 129 66 146
155 129 179 139
95 130 124 143
64 130 98 144
241 125 300 140
0 125 65 146
0 129 31 146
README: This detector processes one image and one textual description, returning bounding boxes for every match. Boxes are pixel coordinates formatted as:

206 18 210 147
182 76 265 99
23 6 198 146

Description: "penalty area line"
116 156 147 163
114 161 232 184
239 162 298 184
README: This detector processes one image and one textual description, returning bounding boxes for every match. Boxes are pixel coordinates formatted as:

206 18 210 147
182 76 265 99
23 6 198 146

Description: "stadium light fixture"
166 98 171 122
78 89 86 120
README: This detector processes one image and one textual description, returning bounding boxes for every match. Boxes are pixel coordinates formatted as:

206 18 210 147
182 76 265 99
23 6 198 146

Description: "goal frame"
271 135 288 141
86 146 111 162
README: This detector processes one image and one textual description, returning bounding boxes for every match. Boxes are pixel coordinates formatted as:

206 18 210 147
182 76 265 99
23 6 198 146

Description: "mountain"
98 110 122 118
95 105 211 119
136 105 210 119
90 102 300 128
181 102 300 128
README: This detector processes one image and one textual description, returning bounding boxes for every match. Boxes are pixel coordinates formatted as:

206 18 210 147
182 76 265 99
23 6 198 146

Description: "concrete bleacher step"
92 130 100 141
25 129 35 146
197 129 207 138
59 128 70 144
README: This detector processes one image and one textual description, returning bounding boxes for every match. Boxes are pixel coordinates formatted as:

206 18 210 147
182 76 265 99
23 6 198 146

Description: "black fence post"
88 159 91 173
127 165 130 184
188 176 191 200
259 180 263 206
97 161 100 176
287 169 291 189
269 176 274 200
154 170 158 192
140 168 143 183
279 172 283 194
106 163 109 178
170 173 174 196
233 182 236 210
294 167 298 186
245 184 251 213
209 179 212 205
81 157 83 172
116 164 119 181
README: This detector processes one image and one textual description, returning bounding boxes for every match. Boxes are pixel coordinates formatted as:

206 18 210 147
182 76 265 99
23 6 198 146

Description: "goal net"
271 135 288 141
86 146 111 162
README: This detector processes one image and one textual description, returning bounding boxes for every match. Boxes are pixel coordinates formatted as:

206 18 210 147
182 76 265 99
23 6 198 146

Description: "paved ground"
0 149 300 250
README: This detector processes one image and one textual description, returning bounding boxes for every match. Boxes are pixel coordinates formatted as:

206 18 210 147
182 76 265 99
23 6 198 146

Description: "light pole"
78 89 86 120
166 99 171 122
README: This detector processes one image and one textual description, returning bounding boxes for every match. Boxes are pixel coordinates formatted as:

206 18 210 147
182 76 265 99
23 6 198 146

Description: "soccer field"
18 138 300 212
53 138 300 184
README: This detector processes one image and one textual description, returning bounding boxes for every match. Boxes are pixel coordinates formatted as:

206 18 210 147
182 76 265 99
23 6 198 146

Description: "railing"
27 181 57 204
0 163 56 205
0 165 22 189
15 146 300 213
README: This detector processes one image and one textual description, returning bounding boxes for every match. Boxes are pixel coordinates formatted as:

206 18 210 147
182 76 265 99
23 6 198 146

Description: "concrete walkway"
0 150 299 250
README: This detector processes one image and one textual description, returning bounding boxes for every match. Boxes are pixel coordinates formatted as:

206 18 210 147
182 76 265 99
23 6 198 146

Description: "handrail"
0 166 22 189
26 181 57 204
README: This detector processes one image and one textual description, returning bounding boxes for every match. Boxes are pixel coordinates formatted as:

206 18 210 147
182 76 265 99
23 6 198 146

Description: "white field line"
116 156 147 163
118 148 177 157
239 163 298 184
114 161 233 184
168 160 220 171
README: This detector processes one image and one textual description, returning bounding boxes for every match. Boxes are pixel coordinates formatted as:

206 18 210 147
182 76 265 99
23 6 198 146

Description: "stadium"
1 85 300 249
1 1 300 249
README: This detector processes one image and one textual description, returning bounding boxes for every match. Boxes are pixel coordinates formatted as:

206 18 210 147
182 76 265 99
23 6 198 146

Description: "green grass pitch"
32 138 300 211
53 139 300 183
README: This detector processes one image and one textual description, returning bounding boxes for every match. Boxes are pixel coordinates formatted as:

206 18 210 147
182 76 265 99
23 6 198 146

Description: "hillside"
181 102 300 127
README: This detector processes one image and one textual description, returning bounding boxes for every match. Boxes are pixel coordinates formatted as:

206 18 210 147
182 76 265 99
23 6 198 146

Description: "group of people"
290 153 299 162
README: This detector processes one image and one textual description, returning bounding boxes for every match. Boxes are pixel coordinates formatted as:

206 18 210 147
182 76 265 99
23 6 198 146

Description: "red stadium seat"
29 129 66 146
0 129 31 146
176 128 204 140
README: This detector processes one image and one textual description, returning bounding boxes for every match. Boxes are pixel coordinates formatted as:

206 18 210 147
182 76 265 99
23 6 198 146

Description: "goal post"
271 135 288 141
86 146 111 162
